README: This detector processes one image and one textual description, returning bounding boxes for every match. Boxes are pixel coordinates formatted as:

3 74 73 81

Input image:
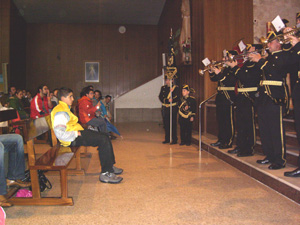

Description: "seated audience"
0 134 31 207
78 87 107 132
8 90 29 119
30 84 53 119
93 89 102 106
101 95 113 120
51 87 123 183
51 88 59 107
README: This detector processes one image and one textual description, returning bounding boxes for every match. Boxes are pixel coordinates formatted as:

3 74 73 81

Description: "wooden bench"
9 115 84 206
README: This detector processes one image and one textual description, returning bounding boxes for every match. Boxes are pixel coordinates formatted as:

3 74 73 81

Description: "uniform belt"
260 80 283 86
162 102 177 107
237 87 258 92
217 87 235 91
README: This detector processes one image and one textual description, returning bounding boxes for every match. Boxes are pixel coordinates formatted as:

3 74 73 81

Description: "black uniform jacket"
209 67 237 105
256 47 299 104
178 96 197 119
159 84 180 107
231 61 262 101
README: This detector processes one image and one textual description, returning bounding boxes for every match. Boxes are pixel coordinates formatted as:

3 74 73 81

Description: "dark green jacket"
8 96 28 119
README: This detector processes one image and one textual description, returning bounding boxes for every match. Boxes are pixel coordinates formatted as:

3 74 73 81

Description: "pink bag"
16 189 32 197
0 206 5 225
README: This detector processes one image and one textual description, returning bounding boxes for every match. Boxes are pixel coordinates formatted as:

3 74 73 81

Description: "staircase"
193 100 300 204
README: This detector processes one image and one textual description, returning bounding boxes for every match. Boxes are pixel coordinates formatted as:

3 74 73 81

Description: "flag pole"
170 79 172 144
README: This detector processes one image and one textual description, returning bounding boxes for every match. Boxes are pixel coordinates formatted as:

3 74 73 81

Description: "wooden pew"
9 115 84 206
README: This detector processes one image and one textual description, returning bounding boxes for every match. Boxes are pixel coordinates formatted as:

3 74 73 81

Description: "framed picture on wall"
85 61 100 82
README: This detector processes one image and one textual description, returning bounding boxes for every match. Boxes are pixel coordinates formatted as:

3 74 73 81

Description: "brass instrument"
260 24 300 45
198 60 228 75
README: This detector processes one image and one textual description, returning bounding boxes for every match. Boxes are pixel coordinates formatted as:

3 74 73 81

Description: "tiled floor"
4 122 300 224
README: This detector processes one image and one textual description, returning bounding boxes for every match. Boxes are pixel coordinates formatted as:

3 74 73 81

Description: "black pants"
293 82 300 166
216 103 235 146
236 95 256 154
257 96 286 165
162 106 178 142
179 117 193 145
71 129 115 173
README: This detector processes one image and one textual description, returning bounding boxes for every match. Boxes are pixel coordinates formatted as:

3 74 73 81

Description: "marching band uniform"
254 32 299 169
209 60 237 149
230 54 262 156
159 80 180 144
284 40 300 176
178 85 196 146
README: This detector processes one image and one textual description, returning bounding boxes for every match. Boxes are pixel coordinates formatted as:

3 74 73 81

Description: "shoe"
0 195 12 207
110 135 117 140
228 147 240 154
99 172 123 184
256 157 270 164
186 143 191 146
162 140 170 144
284 167 300 177
218 144 232 149
237 152 253 157
210 141 221 147
6 179 31 188
113 166 123 175
170 141 177 145
179 142 186 146
268 163 285 170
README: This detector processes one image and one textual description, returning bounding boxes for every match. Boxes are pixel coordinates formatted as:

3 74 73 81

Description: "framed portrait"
85 61 100 82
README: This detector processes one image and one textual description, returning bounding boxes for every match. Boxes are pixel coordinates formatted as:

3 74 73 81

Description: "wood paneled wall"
0 0 26 90
158 0 253 130
9 2 27 89
0 0 10 77
26 24 158 98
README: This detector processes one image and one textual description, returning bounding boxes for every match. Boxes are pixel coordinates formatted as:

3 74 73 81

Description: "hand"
289 36 300 47
97 102 101 107
249 53 261 62
185 105 189 110
212 66 221 74
169 98 173 103
78 131 81 136
226 60 237 68
190 117 194 122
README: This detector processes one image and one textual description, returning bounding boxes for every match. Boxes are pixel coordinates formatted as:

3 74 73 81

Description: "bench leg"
61 169 68 199
30 169 41 199
67 150 85 175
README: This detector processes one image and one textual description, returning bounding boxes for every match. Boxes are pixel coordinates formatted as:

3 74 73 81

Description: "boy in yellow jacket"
51 87 123 183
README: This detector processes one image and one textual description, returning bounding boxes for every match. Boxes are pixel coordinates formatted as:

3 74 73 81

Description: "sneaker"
99 172 123 184
113 166 123 175
6 179 31 188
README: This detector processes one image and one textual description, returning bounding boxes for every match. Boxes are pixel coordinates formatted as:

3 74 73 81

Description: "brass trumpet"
199 60 228 75
260 24 300 45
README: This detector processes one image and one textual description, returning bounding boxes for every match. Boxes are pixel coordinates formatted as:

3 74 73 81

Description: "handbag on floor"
22 170 52 192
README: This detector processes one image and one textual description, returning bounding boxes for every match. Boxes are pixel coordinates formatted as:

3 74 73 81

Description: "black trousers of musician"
179 116 193 145
236 95 256 154
293 82 300 166
216 103 235 146
162 106 178 142
257 96 286 166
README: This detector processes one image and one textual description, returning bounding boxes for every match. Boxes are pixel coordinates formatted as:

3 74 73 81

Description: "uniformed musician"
178 85 196 146
284 26 300 177
227 45 262 157
209 51 237 149
159 77 180 144
250 31 299 169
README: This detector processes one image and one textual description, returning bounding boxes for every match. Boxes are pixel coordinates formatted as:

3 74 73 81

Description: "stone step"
192 132 300 204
